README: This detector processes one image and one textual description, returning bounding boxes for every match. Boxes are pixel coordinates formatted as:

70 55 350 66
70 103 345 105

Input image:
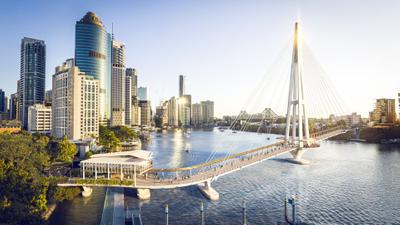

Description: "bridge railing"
310 126 346 139
147 141 288 180
59 141 299 187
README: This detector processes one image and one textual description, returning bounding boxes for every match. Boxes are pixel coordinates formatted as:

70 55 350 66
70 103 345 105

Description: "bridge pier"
198 180 219 201
81 186 93 197
289 148 310 165
137 188 151 200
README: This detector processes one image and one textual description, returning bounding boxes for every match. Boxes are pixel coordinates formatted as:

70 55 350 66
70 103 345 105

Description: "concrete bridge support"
137 188 151 200
198 180 219 201
290 148 309 165
81 186 93 197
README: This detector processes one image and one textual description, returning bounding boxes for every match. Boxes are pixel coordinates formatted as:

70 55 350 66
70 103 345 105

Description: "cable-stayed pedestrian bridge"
59 127 346 200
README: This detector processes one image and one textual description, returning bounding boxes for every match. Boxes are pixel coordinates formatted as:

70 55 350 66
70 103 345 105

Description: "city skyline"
1 1 400 117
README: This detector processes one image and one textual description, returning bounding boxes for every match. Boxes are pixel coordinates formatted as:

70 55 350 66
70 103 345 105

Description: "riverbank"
43 203 57 220
330 127 400 143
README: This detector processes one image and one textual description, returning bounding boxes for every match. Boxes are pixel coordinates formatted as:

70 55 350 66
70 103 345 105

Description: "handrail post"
200 202 204 225
134 165 137 187
242 199 247 225
82 162 85 179
165 204 169 225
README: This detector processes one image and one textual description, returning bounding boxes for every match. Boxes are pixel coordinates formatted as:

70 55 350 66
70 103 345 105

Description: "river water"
50 129 400 224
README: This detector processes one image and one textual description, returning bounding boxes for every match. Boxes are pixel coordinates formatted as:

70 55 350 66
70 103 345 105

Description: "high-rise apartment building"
125 68 138 125
127 68 138 96
179 75 185 97
191 103 203 127
0 89 5 112
19 37 46 129
27 104 51 134
369 98 396 124
161 101 169 127
111 40 126 126
132 104 141 126
75 12 111 123
45 90 52 106
52 59 99 140
201 100 214 125
398 93 400 120
168 97 179 127
138 87 148 101
16 80 22 120
9 93 19 120
139 100 151 126
125 72 132 125
178 94 191 127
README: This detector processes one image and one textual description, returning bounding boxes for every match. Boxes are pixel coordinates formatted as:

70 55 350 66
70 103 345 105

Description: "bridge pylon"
285 22 311 163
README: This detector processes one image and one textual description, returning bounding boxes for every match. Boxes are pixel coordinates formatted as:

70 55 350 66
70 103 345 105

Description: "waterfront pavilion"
80 150 153 180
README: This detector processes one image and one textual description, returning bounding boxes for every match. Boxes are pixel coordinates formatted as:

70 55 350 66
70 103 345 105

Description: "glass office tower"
20 37 46 129
75 12 111 123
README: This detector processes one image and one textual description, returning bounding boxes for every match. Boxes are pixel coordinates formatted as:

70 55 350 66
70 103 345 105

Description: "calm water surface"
50 129 400 224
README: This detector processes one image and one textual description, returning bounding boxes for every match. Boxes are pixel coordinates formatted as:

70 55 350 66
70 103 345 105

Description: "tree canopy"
110 125 138 142
0 132 50 224
99 125 121 152
0 132 81 224
54 136 77 163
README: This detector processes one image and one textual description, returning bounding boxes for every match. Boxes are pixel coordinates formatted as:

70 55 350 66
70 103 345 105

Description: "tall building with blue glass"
75 12 112 122
0 89 5 112
19 37 46 129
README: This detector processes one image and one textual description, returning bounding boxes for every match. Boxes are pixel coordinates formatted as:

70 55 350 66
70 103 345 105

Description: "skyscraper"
139 100 151 126
125 71 132 125
127 68 138 97
201 100 214 125
52 59 99 140
111 40 126 126
168 97 179 127
19 37 46 129
45 90 52 106
125 68 138 125
398 93 400 120
179 75 185 97
178 94 191 127
16 79 22 121
75 12 111 123
9 93 18 120
138 87 148 101
191 103 202 127
0 89 5 112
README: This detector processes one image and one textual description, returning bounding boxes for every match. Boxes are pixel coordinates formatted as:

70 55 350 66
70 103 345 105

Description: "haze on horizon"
0 0 399 118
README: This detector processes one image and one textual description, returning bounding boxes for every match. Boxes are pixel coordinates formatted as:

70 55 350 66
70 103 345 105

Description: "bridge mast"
285 22 310 149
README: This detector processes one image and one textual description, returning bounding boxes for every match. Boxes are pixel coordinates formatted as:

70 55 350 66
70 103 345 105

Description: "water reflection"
50 130 400 225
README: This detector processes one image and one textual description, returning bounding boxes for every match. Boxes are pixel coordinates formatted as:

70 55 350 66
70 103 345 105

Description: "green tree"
110 125 138 142
0 132 51 224
99 126 121 152
54 136 77 163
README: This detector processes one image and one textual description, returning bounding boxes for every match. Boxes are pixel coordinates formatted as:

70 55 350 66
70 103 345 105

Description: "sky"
0 0 400 117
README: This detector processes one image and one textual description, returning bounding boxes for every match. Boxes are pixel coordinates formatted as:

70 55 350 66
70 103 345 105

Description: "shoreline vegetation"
329 127 400 143
0 125 140 224
0 132 81 224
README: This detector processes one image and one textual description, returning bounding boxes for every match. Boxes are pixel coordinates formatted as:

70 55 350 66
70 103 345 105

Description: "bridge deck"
59 128 346 189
